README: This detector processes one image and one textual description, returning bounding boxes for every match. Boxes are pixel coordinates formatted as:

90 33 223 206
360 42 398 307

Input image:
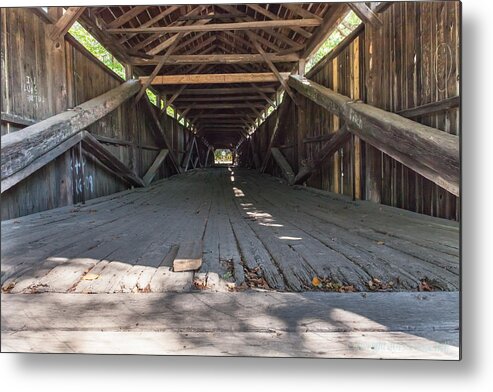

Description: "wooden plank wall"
247 2 460 221
1 8 188 220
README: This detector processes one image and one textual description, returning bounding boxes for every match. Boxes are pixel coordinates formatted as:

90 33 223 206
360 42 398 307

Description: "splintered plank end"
173 240 203 272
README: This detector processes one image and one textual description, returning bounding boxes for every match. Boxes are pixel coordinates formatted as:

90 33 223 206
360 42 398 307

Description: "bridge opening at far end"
214 149 234 165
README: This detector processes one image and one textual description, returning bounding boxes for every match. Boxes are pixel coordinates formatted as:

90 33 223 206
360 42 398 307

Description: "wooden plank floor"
1 291 460 359
1 167 459 294
1 168 460 358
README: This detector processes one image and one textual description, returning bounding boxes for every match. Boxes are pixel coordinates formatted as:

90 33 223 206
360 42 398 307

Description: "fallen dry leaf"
418 279 433 292
82 273 100 281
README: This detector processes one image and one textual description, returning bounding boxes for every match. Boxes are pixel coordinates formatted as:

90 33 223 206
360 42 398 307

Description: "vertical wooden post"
332 57 341 194
78 142 85 204
364 15 383 203
124 64 134 81
71 148 77 205
298 58 306 76
353 36 362 200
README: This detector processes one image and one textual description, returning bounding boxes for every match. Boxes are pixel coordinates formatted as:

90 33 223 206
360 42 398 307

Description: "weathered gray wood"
82 132 145 187
1 79 141 180
149 245 194 292
293 126 351 185
270 147 295 184
1 112 36 127
1 132 84 193
1 168 459 294
106 18 322 34
173 240 203 272
144 98 182 174
1 292 459 359
93 134 160 151
0 329 458 359
130 53 299 65
288 75 460 196
143 149 169 186
260 97 291 172
397 95 460 119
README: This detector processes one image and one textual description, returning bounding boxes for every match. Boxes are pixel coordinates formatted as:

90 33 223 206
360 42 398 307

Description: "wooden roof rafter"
80 3 349 146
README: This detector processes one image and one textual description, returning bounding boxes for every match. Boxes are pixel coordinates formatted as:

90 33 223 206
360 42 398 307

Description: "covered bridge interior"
1 3 460 358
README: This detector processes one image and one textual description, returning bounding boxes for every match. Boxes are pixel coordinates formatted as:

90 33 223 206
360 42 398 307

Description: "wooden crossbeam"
190 113 255 119
135 32 184 103
216 4 304 51
1 80 141 180
289 75 460 196
143 149 169 186
348 3 383 28
106 6 149 29
129 53 299 66
160 64 207 116
2 132 84 193
145 6 212 56
1 130 149 193
182 103 265 110
250 83 276 107
246 4 312 39
118 6 181 45
176 86 276 95
49 7 86 41
270 148 295 184
176 95 267 103
293 126 351 185
283 4 323 21
140 72 289 85
246 31 299 106
82 132 145 187
107 19 322 34
397 96 460 119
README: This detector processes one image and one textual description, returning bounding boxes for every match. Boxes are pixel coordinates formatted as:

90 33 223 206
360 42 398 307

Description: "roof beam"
282 4 323 21
135 32 184 103
348 3 383 29
176 95 266 103
107 19 322 34
107 6 149 29
247 31 299 105
160 63 207 116
190 113 255 119
246 4 312 39
143 6 211 56
118 6 181 45
140 72 289 85
49 7 86 41
181 103 265 110
175 86 276 95
129 53 299 66
216 4 304 51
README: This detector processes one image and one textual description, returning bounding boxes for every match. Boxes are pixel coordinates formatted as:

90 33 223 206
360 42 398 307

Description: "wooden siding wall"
246 2 460 221
1 8 187 220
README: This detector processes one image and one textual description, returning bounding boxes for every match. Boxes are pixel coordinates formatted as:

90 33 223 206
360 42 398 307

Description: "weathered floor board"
1 168 459 294
1 168 460 358
0 291 459 359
